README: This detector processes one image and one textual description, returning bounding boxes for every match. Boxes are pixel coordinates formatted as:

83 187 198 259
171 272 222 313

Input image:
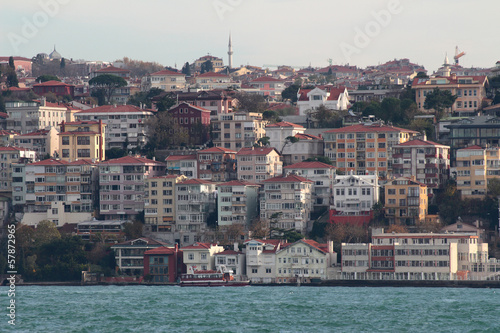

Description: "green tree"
304 156 333 165
144 111 189 150
416 71 429 78
424 87 457 120
311 105 341 127
123 220 143 240
88 74 128 104
257 136 270 147
36 74 60 82
60 57 66 75
34 220 61 246
200 60 213 74
280 135 299 154
6 68 19 87
235 92 268 113
381 97 404 123
262 110 278 122
487 178 500 197
281 84 300 103
8 56 15 69
155 94 176 112
181 62 191 76
0 93 6 113
408 118 434 140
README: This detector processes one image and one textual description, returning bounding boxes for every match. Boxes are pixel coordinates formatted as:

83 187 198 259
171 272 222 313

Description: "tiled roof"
178 178 214 185
34 100 68 109
395 139 448 147
150 69 184 76
0 56 32 62
460 145 484 150
266 121 304 128
284 161 334 169
236 147 278 156
170 102 211 113
99 156 164 165
63 120 101 126
251 76 284 83
198 147 236 154
29 158 68 166
263 174 313 183
181 242 214 250
217 180 260 187
294 133 322 140
148 174 183 179
166 154 197 161
0 146 33 152
0 130 20 136
76 105 154 114
324 123 418 134
412 75 487 87
33 80 73 87
144 247 176 255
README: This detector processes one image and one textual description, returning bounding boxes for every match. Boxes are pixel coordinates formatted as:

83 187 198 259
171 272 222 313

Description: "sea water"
2 285 499 332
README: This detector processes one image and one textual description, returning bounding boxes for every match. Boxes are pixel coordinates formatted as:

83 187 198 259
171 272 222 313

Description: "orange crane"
454 46 466 65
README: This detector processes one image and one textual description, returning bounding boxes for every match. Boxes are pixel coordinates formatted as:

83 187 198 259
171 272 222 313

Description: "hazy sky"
1 0 497 73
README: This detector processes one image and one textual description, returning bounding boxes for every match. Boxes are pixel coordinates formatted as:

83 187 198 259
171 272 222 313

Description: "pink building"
168 102 211 145
249 76 285 98
33 80 75 98
236 147 282 183
98 156 166 220
197 147 237 182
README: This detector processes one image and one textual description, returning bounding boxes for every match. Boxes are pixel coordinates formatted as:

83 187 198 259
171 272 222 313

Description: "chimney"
234 242 238 252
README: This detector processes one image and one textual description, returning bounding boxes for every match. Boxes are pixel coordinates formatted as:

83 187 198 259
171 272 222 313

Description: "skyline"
1 0 499 73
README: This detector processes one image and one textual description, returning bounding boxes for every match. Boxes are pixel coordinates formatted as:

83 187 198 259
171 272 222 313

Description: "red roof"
395 139 448 147
412 75 487 87
0 130 19 136
300 239 328 253
170 102 211 114
236 147 279 156
99 156 164 165
144 247 176 255
59 131 98 135
0 146 33 152
266 121 304 128
197 72 228 78
34 100 68 109
198 147 236 154
76 105 154 114
95 66 130 73
181 242 215 250
63 120 100 126
29 158 68 166
324 123 418 134
33 80 73 87
166 154 197 161
0 56 32 62
217 180 260 187
150 69 184 76
294 133 322 140
263 174 313 183
460 145 484 150
179 178 214 185
284 161 334 169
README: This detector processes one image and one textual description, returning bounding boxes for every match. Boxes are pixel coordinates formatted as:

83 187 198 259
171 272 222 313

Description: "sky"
1 0 498 73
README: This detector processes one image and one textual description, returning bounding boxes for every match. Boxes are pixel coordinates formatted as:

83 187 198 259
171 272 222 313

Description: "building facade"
197 147 237 182
181 242 224 272
236 147 282 183
59 120 105 162
217 180 260 228
385 177 428 225
165 154 198 178
212 112 267 150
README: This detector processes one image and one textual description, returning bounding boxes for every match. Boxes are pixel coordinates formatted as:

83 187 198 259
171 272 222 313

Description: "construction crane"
454 46 466 65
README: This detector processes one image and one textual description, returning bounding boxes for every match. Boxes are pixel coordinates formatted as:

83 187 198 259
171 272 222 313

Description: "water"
2 286 499 332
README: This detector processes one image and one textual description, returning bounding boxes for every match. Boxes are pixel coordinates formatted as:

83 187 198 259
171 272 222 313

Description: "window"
188 253 194 260
77 136 90 145
62 136 69 145
266 268 271 273
252 268 258 274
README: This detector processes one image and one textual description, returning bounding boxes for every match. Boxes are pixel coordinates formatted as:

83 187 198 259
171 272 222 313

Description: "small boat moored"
180 265 250 287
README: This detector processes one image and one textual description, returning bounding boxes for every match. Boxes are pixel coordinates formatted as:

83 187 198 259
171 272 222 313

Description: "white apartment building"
165 154 198 179
214 246 246 280
261 174 313 234
283 161 335 208
217 180 260 228
265 121 305 153
245 239 287 283
182 242 224 272
74 105 154 150
341 228 490 281
281 133 324 165
141 69 186 92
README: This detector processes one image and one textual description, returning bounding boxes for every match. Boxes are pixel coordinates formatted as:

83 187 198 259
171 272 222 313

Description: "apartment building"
74 104 154 150
182 242 224 272
167 102 211 146
165 154 197 178
217 180 260 228
18 159 98 226
281 133 324 165
197 147 237 182
323 122 418 177
265 121 305 153
275 239 336 283
385 177 428 225
14 128 59 159
412 74 488 116
59 120 105 162
391 139 450 193
455 145 500 198
175 179 217 246
261 174 313 234
193 55 224 71
141 69 186 92
212 112 267 150
195 72 239 90
236 147 282 183
330 173 379 225
248 76 285 98
99 156 166 220
341 228 489 281
144 174 187 233
0 147 36 194
245 239 287 284
284 161 335 208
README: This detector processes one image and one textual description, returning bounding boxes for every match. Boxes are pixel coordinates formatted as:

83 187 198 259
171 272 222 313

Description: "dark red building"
168 102 211 145
33 80 75 98
143 246 183 283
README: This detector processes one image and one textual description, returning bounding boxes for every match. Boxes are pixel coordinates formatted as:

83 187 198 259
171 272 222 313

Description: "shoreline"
13 280 500 288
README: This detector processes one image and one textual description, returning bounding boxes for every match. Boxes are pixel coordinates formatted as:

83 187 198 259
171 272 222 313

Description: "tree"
181 62 191 76
280 135 299 154
34 220 61 246
416 71 429 78
60 58 66 75
88 74 128 105
36 74 60 83
408 118 435 140
155 94 176 112
311 105 342 127
249 218 269 239
262 110 278 122
235 92 268 113
200 60 213 74
144 111 189 150
304 156 333 165
326 222 367 244
281 84 300 103
6 68 19 88
123 220 143 240
8 56 15 69
424 87 457 120
257 136 270 147
0 93 6 113
487 178 500 197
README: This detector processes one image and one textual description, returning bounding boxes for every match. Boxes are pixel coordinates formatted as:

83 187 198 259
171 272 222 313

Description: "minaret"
443 53 451 77
228 33 233 69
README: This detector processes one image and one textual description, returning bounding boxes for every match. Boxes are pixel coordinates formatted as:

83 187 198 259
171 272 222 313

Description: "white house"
181 242 224 272
214 245 246 280
265 121 305 153
297 86 350 116
245 239 287 283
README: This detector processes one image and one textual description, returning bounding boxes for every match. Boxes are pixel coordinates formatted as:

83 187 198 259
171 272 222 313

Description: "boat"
180 265 250 287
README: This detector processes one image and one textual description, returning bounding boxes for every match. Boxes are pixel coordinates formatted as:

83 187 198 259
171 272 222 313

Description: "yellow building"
385 176 428 225
144 174 187 233
59 120 105 162
455 145 500 198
